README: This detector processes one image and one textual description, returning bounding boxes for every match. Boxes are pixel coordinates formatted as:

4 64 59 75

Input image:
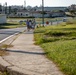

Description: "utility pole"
24 0 26 8
42 0 44 27
5 2 7 14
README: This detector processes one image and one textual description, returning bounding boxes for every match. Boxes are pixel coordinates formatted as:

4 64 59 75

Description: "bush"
66 19 76 24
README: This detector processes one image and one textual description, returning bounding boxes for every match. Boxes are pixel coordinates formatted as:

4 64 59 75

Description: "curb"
0 32 21 75
0 33 19 45
0 32 40 75
0 57 27 75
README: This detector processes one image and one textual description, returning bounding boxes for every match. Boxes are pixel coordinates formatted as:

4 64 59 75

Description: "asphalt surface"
0 27 26 41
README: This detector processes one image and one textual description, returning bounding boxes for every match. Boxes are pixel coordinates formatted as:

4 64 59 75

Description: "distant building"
36 7 67 11
0 14 6 24
0 4 67 18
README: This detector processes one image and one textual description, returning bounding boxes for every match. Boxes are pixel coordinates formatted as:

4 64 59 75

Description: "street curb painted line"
0 33 19 44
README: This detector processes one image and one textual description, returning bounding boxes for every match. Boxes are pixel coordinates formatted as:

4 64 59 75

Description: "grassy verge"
7 17 63 25
34 24 76 75
0 72 7 75
0 22 25 29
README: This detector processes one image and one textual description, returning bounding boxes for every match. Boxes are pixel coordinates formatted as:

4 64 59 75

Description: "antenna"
24 0 26 8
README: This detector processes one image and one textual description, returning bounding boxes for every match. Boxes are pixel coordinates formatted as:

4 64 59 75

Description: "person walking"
29 20 32 29
26 19 30 31
32 19 36 29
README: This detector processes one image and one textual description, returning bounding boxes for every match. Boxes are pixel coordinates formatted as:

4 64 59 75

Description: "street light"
42 0 44 27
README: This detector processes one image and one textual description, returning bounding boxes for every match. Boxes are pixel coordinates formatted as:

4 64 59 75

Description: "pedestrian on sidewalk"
26 19 30 31
32 19 36 29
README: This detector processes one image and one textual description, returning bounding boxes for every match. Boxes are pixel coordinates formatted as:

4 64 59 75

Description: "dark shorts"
27 25 30 29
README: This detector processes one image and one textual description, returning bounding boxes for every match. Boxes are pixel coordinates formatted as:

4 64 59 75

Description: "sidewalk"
2 31 64 75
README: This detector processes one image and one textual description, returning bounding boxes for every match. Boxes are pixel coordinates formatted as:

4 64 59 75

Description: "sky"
0 0 76 7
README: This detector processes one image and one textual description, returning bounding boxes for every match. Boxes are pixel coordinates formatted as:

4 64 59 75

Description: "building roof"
36 7 67 11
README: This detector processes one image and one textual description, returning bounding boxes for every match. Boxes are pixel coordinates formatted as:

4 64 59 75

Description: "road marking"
0 33 18 44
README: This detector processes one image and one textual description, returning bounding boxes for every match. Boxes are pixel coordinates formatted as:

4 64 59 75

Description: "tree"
69 9 76 18
0 4 2 12
67 4 76 18
9 6 12 14
13 8 18 15
41 11 47 15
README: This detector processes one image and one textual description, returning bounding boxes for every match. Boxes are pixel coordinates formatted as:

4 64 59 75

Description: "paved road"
0 27 26 41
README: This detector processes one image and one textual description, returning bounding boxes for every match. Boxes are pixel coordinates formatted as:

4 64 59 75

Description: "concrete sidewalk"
2 31 64 75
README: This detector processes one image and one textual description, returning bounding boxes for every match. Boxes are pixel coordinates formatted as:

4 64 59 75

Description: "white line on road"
0 33 19 44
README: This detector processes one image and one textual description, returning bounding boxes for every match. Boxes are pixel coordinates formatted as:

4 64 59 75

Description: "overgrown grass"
34 24 76 44
66 18 76 24
0 72 8 75
41 40 76 75
0 50 8 56
34 24 76 75
0 44 13 56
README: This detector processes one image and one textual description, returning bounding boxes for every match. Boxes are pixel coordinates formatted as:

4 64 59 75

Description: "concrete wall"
0 14 6 24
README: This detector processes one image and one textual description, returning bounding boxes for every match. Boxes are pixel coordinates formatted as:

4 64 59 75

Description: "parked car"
19 20 23 24
63 18 67 22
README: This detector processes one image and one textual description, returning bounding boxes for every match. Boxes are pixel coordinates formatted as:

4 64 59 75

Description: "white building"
16 11 50 18
36 7 67 11
0 14 6 24
17 10 31 17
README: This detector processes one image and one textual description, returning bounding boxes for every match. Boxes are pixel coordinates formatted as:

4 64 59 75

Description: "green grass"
66 18 76 24
34 24 76 44
0 22 25 29
41 40 76 75
34 24 76 75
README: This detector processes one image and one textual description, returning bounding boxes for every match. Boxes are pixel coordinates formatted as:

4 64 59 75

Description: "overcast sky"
0 0 76 7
